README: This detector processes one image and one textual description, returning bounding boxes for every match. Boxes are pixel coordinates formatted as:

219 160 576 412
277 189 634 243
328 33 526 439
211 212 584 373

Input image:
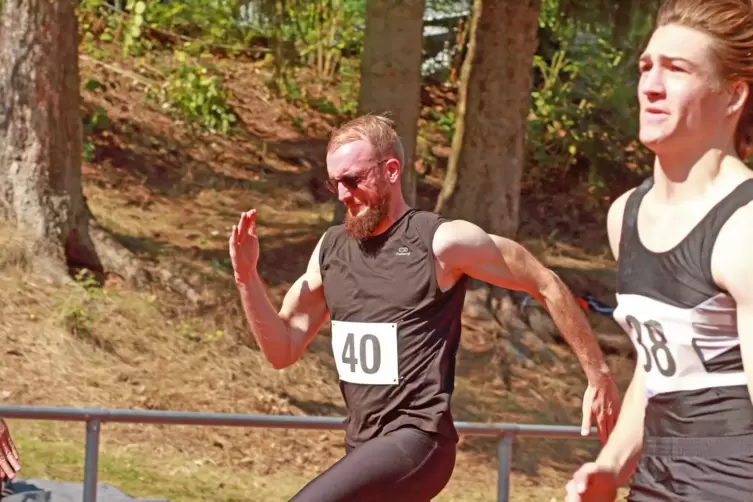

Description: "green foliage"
149 53 237 135
282 0 364 77
123 0 147 57
526 0 659 203
144 0 253 50
77 1 238 136
262 0 365 98
81 78 112 162
57 270 109 340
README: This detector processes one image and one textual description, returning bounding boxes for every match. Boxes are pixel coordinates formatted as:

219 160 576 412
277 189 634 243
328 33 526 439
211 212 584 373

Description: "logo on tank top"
396 246 411 256
330 320 399 385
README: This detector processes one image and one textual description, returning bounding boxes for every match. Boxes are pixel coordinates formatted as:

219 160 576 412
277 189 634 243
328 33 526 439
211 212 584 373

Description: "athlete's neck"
652 140 738 203
370 200 411 237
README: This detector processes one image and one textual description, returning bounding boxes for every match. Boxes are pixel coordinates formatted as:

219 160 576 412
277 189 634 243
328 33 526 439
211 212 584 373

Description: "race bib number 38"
330 320 399 385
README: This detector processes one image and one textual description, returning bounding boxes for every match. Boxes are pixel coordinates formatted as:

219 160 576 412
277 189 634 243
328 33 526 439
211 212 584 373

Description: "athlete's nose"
641 67 666 102
338 182 353 203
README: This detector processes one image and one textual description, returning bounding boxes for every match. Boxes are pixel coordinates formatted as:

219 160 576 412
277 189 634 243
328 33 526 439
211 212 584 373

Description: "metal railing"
0 405 597 502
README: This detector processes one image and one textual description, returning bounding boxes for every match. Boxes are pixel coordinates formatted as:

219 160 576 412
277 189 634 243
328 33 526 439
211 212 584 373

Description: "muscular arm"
594 364 646 484
591 187 645 481
432 219 609 384
236 235 329 369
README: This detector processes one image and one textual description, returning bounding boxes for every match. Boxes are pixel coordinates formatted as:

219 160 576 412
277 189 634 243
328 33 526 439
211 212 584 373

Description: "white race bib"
330 320 399 385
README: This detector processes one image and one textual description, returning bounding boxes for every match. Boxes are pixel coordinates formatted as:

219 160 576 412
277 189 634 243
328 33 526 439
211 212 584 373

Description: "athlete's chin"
639 129 673 151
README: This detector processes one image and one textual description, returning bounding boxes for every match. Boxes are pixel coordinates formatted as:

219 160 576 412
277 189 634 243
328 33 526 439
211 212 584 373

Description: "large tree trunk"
353 0 424 209
435 0 540 238
0 0 102 280
0 0 200 304
434 0 546 385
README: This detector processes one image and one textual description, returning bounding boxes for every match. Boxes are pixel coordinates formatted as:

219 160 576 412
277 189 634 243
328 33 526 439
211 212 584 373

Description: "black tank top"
319 208 468 447
614 176 753 437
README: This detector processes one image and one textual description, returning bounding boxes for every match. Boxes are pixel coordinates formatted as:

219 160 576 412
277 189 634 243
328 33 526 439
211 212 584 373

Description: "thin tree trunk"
356 0 424 207
433 0 545 381
435 0 541 239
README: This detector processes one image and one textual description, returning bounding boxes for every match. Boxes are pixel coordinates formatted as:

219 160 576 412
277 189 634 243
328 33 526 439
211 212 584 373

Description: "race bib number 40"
330 320 399 385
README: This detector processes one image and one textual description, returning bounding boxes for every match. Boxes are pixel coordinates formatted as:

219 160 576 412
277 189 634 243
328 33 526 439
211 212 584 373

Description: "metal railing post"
497 433 513 502
83 418 101 502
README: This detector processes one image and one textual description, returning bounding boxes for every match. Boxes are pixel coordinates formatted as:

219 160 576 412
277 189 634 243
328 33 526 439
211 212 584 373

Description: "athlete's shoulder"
607 177 653 223
607 188 636 231
317 224 345 263
714 196 753 300
606 178 651 260
401 208 450 240
404 208 447 227
712 181 753 253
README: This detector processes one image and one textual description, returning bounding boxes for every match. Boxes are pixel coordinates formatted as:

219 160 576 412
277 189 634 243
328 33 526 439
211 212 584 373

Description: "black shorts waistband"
643 434 753 458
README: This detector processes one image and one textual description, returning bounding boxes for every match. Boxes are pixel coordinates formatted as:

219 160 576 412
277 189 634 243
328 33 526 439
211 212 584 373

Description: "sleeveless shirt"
614 176 753 437
319 208 468 448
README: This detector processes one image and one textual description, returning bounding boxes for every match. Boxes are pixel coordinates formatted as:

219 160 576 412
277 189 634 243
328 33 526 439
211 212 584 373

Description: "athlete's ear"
384 158 400 184
727 80 749 117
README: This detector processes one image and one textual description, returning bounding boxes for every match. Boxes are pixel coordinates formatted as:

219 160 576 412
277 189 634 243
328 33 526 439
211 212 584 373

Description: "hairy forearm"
538 273 610 383
595 370 645 484
236 272 292 369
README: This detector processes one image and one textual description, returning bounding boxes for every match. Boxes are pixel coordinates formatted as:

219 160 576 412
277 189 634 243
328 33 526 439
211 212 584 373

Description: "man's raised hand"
229 210 260 284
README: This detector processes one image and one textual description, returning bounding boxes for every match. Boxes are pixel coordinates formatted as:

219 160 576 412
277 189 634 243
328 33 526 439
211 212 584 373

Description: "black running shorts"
288 426 456 502
628 435 753 501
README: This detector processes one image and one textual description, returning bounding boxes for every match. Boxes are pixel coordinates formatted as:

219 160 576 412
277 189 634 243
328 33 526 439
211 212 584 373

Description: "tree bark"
356 0 424 208
435 0 541 238
0 0 199 304
433 0 547 382
0 0 103 281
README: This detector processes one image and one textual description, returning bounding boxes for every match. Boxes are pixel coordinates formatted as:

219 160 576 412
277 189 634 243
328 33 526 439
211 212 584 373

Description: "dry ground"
0 49 636 501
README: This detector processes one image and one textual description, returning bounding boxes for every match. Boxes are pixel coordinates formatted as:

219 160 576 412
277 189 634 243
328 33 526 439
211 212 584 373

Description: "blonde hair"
656 0 753 158
327 114 405 167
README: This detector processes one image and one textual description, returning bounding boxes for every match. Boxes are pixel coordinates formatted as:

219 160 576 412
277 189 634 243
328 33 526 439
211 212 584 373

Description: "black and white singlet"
614 177 753 501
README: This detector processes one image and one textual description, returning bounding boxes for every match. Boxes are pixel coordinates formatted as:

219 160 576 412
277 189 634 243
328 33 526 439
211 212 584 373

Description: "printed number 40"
626 315 677 377
342 332 382 375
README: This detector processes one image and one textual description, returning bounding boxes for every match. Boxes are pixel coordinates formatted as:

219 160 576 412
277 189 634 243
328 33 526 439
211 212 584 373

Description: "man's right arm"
593 363 646 484
594 187 645 483
235 234 329 369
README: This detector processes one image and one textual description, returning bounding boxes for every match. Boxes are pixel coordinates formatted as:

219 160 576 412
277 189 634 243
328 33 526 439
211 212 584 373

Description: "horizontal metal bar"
0 405 597 439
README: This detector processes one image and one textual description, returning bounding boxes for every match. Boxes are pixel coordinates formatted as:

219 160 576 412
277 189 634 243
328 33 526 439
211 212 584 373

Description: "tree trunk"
0 0 102 280
0 0 200 304
433 0 546 384
356 0 424 208
435 0 541 238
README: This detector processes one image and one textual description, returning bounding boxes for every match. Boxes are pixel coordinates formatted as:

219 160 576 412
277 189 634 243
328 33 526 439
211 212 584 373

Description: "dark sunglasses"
326 159 387 193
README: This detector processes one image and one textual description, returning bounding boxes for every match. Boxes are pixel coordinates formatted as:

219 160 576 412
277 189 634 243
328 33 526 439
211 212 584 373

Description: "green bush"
149 52 237 135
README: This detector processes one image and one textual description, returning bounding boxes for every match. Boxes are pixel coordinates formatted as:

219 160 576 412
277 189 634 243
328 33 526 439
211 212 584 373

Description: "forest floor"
0 46 638 501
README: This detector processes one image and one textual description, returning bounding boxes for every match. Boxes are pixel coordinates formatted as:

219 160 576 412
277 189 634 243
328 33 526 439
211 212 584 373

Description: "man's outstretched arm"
433 219 619 441
231 210 329 370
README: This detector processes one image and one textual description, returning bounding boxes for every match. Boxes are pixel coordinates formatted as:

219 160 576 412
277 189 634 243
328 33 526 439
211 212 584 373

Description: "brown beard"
344 190 390 241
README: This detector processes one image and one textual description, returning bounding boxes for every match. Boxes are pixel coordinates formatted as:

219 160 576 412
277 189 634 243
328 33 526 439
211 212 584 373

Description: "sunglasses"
326 159 387 193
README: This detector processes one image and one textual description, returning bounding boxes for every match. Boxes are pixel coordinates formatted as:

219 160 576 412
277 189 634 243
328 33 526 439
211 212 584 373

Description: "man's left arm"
715 209 753 404
433 219 619 442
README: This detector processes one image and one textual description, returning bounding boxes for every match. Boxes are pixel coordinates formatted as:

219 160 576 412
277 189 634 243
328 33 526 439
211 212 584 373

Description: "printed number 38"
626 315 677 377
